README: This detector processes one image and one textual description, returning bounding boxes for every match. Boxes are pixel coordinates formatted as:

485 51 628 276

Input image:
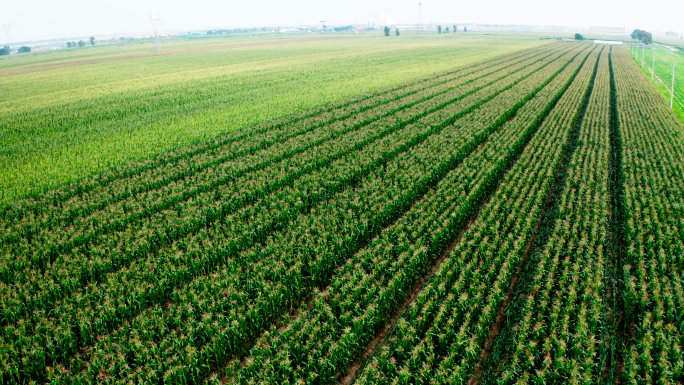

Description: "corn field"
0 41 682 384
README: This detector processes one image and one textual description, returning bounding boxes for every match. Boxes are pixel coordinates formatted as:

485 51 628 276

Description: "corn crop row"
614 46 684 384
0 44 580 383
482 45 613 385
219 44 595 385
353 45 601 385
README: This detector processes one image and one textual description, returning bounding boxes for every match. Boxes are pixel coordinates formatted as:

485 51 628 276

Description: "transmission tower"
416 2 424 38
149 15 162 52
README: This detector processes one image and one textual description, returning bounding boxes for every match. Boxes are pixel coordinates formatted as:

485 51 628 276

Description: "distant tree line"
382 27 402 36
436 25 464 33
65 40 89 48
664 32 683 40
383 24 466 36
207 27 271 35
0 45 33 55
631 29 653 44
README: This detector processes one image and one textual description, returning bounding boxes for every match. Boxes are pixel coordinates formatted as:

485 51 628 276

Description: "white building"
594 40 624 45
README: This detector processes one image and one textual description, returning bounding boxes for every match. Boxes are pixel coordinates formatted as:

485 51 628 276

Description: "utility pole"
635 41 638 61
416 2 423 38
642 44 645 68
149 15 161 52
671 61 676 109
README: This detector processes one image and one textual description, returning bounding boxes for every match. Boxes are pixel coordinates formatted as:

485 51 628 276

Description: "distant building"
540 25 569 32
179 31 208 37
113 33 175 40
333 26 355 32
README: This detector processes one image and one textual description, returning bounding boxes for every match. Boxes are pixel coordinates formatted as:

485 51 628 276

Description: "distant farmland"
1 35 683 384
0 33 545 203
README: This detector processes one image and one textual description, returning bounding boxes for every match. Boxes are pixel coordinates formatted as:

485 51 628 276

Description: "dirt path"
339 211 481 385
0 37 349 77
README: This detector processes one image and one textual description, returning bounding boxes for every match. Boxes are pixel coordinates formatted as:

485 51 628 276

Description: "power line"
3 24 11 46
645 45 677 110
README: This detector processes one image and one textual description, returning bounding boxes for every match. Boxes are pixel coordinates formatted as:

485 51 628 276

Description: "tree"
384 26 390 36
575 33 584 41
90 36 95 46
395 28 400 36
464 26 467 32
643 32 652 44
72 41 76 48
78 40 86 48
631 29 652 44
453 25 457 32
446 26 449 33
18 46 31 53
0 46 9 55
438 25 442 34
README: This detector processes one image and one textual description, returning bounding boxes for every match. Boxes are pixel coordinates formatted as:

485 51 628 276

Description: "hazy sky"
2 0 683 43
